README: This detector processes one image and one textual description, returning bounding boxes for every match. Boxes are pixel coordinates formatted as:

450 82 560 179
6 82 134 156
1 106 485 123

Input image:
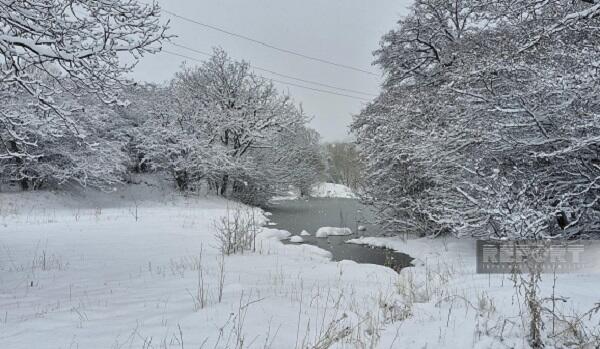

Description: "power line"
162 49 371 102
162 9 378 77
169 42 378 97
162 49 370 101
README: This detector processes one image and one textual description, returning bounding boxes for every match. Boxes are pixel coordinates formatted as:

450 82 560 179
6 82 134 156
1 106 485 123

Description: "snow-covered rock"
300 230 311 236
310 182 357 199
289 235 304 243
258 228 291 241
315 227 353 238
357 225 366 231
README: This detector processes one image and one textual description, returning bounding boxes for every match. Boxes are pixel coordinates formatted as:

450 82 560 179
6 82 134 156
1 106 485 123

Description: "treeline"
1 46 323 205
322 142 363 192
353 0 600 239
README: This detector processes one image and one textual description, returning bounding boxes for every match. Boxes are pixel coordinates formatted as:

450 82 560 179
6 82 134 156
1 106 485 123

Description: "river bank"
2 181 599 348
0 182 402 348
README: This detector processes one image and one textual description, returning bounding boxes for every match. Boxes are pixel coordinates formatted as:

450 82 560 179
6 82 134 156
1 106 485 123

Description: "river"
266 198 413 272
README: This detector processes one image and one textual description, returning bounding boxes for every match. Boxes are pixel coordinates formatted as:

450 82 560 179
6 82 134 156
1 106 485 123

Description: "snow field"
0 189 401 349
3 184 599 348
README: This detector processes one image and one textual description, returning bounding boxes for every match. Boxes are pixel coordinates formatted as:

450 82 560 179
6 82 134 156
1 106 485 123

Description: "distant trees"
274 126 324 197
1 0 169 189
354 0 600 239
323 143 363 191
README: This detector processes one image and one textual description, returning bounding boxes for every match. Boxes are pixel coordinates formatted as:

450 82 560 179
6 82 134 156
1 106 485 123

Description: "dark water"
266 198 413 272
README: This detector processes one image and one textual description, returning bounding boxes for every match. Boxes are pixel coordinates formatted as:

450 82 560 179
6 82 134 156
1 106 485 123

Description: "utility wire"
162 9 378 77
162 49 371 102
169 42 378 97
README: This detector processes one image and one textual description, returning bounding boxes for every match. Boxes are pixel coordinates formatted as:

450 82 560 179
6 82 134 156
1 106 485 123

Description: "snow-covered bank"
0 186 400 349
269 182 357 201
5 181 599 348
348 236 600 348
310 183 357 199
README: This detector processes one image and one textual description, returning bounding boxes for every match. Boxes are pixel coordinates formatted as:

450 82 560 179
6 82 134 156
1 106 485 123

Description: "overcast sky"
130 1 412 142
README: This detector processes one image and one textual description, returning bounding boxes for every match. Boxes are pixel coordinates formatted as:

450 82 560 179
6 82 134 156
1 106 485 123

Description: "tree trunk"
175 170 189 191
8 140 29 191
299 186 309 198
20 178 29 191
220 174 229 196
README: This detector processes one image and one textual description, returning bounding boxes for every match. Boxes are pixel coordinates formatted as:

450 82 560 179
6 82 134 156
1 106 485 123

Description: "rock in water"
289 235 304 243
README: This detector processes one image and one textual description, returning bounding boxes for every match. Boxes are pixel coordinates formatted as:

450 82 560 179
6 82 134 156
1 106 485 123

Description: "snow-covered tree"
0 0 169 189
133 82 233 191
1 0 168 110
137 49 311 205
170 49 306 191
0 88 127 189
323 142 363 191
274 126 324 197
354 0 600 239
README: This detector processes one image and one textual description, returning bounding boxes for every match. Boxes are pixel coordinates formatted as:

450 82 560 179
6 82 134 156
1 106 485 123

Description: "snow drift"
315 227 353 238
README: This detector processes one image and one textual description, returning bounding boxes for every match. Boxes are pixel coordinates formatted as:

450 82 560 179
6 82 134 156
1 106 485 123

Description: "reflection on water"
266 198 413 272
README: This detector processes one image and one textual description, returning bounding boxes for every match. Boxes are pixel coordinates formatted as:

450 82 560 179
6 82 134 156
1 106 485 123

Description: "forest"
353 0 600 240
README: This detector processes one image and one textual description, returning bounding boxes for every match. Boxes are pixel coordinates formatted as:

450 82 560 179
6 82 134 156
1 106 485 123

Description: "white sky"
130 1 412 142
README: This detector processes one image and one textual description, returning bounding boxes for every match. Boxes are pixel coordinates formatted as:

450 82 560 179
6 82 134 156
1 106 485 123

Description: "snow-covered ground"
0 182 400 349
348 236 600 348
2 181 599 348
310 183 357 199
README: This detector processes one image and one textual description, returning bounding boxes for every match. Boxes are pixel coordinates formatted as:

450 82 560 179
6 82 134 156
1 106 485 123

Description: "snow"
2 181 599 348
357 225 366 231
0 185 397 349
310 182 357 199
289 235 304 243
348 236 600 348
315 227 353 238
300 230 311 236
270 188 300 201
